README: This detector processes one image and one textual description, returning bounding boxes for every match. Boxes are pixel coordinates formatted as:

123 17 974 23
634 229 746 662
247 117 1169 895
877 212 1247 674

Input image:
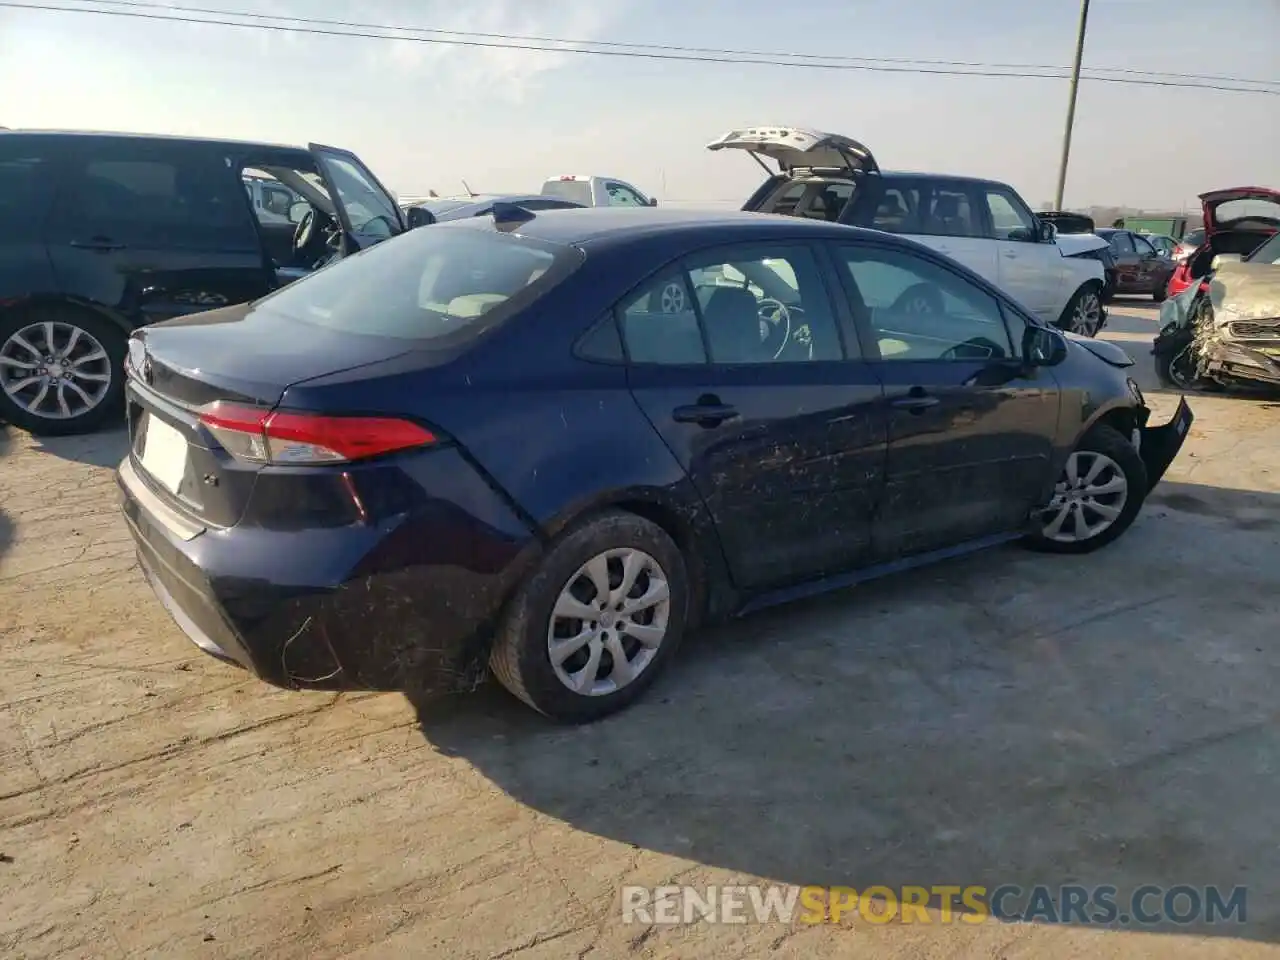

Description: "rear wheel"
0 306 126 435
1023 424 1148 554
1055 283 1104 337
490 510 689 723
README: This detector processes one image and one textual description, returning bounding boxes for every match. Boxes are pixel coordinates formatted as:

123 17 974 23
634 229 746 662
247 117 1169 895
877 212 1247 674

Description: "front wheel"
1023 424 1149 554
490 510 689 723
1055 284 1104 338
0 307 126 436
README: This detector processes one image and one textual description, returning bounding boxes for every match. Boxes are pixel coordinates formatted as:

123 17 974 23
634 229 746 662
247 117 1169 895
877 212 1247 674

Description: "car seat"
701 287 765 363
930 195 969 235
874 193 909 231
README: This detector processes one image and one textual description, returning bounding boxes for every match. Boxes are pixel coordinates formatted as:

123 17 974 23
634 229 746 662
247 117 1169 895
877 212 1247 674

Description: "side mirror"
287 200 311 224
1023 325 1068 367
647 197 658 207
1038 221 1057 243
406 206 437 229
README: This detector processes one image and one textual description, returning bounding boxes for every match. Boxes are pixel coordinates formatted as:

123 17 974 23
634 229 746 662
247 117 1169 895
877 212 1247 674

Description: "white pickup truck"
540 175 656 208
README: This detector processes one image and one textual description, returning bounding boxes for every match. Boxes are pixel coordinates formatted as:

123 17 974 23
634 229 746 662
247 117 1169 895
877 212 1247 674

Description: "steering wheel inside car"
756 298 794 360
293 207 316 253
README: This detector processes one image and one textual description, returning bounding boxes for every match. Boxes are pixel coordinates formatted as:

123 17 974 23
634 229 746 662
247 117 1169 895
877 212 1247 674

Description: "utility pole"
1054 0 1091 210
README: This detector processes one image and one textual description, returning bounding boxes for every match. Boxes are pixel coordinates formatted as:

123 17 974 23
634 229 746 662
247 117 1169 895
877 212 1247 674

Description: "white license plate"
139 414 189 495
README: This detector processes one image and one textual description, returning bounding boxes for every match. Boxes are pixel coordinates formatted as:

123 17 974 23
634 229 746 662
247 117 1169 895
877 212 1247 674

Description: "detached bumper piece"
1137 396 1194 492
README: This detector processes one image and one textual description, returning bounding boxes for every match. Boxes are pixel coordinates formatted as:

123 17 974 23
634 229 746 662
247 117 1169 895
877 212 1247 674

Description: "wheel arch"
541 487 729 632
0 293 135 338
1054 278 1106 333
1079 398 1142 447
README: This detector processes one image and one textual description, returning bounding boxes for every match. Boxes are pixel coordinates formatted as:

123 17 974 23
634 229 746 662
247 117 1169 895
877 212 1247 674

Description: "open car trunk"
1188 187 1280 280
707 126 879 215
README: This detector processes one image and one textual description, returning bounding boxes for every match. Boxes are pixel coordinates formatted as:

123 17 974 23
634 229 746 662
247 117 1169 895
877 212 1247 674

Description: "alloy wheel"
546 548 672 697
0 320 113 421
1040 450 1129 543
1069 292 1102 336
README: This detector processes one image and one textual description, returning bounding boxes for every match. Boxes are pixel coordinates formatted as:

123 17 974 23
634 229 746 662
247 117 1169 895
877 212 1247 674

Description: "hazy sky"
2 0 1277 209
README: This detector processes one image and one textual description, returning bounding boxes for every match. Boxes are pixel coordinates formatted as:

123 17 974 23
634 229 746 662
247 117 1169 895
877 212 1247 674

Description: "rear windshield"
255 225 580 341
542 179 593 205
1212 198 1280 227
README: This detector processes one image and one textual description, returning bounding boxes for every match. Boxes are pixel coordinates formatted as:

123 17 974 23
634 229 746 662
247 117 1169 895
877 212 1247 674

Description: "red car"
1166 187 1279 297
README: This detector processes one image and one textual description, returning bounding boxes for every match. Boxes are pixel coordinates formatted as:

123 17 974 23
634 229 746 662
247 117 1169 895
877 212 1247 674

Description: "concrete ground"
1 301 1278 959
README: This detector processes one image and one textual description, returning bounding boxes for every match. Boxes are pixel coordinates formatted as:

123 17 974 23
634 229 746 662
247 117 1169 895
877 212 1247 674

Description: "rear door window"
868 183 922 234
925 181 982 238
1110 231 1135 254
0 139 60 239
255 225 580 342
50 141 256 250
617 269 706 365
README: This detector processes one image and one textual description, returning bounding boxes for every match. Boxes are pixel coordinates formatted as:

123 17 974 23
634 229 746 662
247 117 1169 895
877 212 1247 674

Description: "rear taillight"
198 402 436 465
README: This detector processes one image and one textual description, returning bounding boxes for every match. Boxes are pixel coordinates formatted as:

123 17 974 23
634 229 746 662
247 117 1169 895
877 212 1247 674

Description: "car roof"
0 128 307 154
446 206 888 248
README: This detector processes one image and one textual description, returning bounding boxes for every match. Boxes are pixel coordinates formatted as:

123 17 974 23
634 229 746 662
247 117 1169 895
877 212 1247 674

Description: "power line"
79 0 1280 89
5 0 1279 95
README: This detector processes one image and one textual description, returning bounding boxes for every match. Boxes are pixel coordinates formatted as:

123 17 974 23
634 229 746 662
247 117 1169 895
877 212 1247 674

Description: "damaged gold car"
1154 232 1280 390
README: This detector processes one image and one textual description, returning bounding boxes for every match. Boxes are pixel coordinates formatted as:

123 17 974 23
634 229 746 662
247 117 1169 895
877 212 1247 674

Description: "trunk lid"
706 125 880 177
1200 187 1280 236
131 302 416 409
127 302 417 529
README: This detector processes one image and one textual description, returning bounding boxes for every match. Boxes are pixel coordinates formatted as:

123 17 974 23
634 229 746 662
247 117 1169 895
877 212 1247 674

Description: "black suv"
0 131 406 435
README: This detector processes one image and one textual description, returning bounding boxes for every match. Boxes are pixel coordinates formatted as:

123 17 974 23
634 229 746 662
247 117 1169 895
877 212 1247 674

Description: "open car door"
308 143 406 252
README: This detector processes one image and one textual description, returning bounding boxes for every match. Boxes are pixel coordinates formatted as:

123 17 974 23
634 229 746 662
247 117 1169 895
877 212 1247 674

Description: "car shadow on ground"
412 480 1280 943
31 424 130 469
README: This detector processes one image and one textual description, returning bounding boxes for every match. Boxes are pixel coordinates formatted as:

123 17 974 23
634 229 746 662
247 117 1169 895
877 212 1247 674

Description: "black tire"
1152 284 1167 303
0 305 127 436
1022 423 1149 555
1055 283 1105 338
490 510 689 723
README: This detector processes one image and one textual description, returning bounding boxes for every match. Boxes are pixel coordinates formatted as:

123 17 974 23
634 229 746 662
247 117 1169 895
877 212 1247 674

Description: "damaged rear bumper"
1137 396 1194 491
118 450 542 697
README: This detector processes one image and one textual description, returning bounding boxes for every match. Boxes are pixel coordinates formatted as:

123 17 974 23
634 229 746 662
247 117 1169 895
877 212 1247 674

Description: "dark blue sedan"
118 207 1193 723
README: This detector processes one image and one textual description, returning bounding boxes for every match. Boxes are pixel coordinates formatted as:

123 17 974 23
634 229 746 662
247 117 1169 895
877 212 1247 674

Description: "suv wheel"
490 510 689 723
0 307 126 436
1056 284 1104 337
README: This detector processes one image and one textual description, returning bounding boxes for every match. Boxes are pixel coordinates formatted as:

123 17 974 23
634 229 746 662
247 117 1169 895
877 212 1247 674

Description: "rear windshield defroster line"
253 225 584 346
